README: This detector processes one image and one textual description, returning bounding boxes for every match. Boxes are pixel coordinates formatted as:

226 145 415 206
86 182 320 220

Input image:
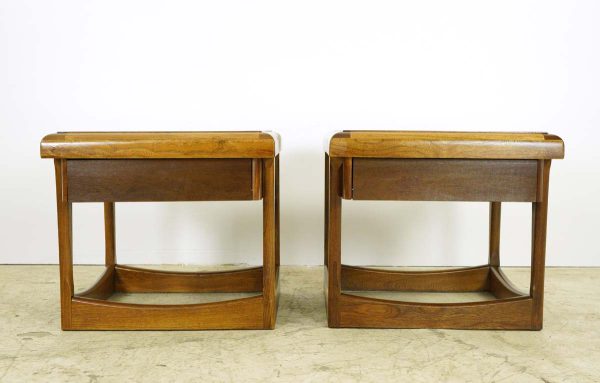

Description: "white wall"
1 1 598 266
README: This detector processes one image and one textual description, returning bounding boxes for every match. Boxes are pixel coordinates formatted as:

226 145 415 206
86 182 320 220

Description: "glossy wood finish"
45 132 280 330
77 266 115 300
324 154 329 265
104 203 116 266
71 264 266 330
326 157 343 327
262 157 278 329
67 159 256 202
70 296 265 330
275 156 280 268
54 159 74 329
41 131 280 159
352 159 538 202
531 160 551 329
113 265 263 293
342 157 353 199
328 131 564 159
325 131 563 330
341 265 490 292
337 294 533 329
489 202 501 267
489 267 527 299
252 158 263 200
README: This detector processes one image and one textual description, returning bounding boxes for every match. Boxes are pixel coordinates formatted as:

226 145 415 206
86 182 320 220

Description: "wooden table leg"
275 155 281 311
262 157 277 329
54 159 74 330
324 153 329 266
275 155 280 268
327 157 343 327
489 202 501 268
104 202 116 267
531 160 551 329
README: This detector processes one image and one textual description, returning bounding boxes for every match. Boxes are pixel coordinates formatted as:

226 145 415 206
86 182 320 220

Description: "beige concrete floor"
0 266 599 382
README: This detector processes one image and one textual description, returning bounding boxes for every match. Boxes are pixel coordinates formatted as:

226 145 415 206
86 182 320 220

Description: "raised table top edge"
41 131 281 159
326 130 564 159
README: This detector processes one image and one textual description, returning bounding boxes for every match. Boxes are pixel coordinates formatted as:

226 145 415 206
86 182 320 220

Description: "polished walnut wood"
352 158 538 202
341 265 490 292
325 130 563 330
489 267 526 299
113 265 263 293
489 201 501 268
104 202 116 267
262 157 278 329
54 159 74 329
43 131 280 330
41 131 280 159
67 159 257 202
337 294 533 329
327 131 564 159
252 158 263 200
326 156 343 327
70 296 265 330
77 265 115 300
531 160 551 329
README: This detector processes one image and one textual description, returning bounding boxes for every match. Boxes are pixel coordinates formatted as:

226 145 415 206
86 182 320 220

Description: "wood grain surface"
70 296 265 330
67 159 254 202
324 132 561 330
113 265 263 293
44 131 280 330
352 158 538 201
41 131 280 159
341 265 490 292
327 130 564 159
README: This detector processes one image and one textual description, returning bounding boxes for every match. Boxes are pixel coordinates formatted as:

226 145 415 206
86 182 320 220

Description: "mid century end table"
324 131 564 330
41 131 280 330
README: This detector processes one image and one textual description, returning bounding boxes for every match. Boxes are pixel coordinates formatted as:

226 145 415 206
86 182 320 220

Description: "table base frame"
325 155 551 330
53 157 280 330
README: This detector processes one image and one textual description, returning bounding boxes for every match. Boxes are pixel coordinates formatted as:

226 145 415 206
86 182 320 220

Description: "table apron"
65 158 259 202
351 158 539 202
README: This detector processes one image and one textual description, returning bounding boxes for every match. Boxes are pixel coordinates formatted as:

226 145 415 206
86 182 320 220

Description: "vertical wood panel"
252 158 262 200
275 155 280 267
324 154 329 265
262 158 277 329
489 202 501 267
54 159 74 330
531 160 551 329
342 157 353 199
327 157 343 327
104 202 116 267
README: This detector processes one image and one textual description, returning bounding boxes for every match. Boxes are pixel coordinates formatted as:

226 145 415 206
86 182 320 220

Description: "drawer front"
67 159 256 202
352 158 538 202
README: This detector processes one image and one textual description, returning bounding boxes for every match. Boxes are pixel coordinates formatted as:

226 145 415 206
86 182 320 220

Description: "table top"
41 131 281 159
326 130 564 159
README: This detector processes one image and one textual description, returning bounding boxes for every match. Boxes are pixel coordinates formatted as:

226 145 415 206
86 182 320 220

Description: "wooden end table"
41 131 280 330
325 131 564 330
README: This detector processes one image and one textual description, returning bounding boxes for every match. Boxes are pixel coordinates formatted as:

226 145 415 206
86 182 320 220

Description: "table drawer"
67 159 257 202
352 158 538 202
